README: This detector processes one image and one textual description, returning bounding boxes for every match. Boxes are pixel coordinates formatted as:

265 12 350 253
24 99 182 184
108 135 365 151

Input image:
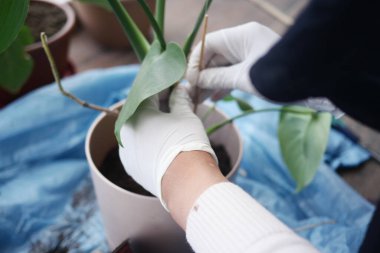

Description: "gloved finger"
169 85 194 114
186 35 230 88
190 87 230 103
180 81 214 106
197 63 254 93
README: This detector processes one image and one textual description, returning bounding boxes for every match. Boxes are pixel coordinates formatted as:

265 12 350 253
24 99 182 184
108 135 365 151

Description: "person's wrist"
161 150 226 229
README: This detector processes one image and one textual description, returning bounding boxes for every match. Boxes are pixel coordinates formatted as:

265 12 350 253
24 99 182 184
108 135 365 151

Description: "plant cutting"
0 0 76 107
40 0 332 249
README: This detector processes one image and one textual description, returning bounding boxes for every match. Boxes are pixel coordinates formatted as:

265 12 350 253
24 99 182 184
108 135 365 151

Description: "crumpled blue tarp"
0 65 374 253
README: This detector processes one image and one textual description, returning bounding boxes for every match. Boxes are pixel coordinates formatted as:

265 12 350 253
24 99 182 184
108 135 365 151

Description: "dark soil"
213 144 231 177
26 1 67 43
99 143 231 197
100 147 154 197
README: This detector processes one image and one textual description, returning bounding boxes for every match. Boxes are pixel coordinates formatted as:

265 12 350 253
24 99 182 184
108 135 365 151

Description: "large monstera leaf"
115 41 186 145
278 106 332 191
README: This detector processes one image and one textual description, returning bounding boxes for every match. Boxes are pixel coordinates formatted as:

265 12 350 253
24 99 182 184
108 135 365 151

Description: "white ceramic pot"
85 100 243 250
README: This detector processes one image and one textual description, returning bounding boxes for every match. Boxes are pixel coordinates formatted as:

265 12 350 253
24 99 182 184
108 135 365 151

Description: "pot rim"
25 0 76 51
85 100 243 200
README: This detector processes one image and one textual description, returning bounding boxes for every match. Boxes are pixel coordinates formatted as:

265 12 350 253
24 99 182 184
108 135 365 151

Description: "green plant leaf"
0 0 29 53
115 41 187 145
278 106 332 191
223 94 254 112
0 26 34 93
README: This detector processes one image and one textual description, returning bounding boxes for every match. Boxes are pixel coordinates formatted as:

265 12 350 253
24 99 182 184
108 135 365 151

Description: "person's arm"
162 150 226 229
162 150 320 253
250 0 380 130
119 86 319 252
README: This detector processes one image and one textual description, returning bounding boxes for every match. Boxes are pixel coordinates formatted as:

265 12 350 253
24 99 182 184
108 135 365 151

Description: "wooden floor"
68 0 380 204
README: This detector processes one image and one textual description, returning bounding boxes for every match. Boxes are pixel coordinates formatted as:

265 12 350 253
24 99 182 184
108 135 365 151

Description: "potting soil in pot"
100 147 154 197
26 1 67 42
99 143 231 197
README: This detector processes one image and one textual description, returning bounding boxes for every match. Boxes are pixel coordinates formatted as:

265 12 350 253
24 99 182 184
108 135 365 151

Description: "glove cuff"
156 143 218 211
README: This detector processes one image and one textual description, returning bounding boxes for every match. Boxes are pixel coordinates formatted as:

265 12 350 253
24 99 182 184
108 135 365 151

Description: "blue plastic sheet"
0 66 374 253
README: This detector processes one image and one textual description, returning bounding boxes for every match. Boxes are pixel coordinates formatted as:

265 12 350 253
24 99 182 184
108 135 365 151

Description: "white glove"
118 86 217 207
186 22 343 117
186 22 280 94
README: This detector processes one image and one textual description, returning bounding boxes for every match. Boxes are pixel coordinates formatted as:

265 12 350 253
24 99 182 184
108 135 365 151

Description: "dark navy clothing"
250 0 380 252
250 0 380 131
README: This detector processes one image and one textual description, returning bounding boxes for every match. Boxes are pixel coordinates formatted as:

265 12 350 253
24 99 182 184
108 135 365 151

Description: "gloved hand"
118 86 217 208
187 22 343 117
186 22 280 95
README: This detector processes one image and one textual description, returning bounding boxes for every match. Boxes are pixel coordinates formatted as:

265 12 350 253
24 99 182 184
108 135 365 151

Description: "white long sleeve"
186 182 320 253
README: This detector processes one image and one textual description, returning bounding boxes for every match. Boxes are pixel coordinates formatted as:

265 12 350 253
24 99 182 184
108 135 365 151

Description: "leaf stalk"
136 0 166 50
207 107 316 135
40 33 118 116
107 0 150 61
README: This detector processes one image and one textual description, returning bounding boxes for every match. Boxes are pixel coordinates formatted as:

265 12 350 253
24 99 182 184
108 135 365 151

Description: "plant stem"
155 0 165 33
40 33 118 116
136 0 166 50
107 0 149 61
193 14 208 113
183 0 213 58
206 107 315 135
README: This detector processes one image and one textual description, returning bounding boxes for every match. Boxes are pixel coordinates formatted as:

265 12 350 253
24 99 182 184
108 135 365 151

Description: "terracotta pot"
0 0 76 108
73 0 155 49
85 101 243 250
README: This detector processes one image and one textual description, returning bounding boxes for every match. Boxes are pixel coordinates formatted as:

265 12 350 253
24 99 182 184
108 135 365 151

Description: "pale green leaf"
278 106 332 191
0 26 34 93
0 0 29 53
115 41 187 144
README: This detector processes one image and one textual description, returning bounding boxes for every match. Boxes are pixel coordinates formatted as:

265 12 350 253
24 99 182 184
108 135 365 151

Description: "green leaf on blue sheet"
278 106 332 191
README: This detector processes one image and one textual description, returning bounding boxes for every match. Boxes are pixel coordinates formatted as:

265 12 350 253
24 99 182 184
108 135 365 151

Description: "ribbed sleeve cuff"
186 182 316 253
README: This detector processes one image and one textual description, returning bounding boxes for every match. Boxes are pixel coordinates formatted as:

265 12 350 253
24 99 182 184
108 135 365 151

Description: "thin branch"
40 33 118 116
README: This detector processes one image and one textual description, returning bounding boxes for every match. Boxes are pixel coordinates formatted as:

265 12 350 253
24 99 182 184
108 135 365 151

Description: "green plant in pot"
0 0 76 107
40 0 332 249
84 0 331 190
